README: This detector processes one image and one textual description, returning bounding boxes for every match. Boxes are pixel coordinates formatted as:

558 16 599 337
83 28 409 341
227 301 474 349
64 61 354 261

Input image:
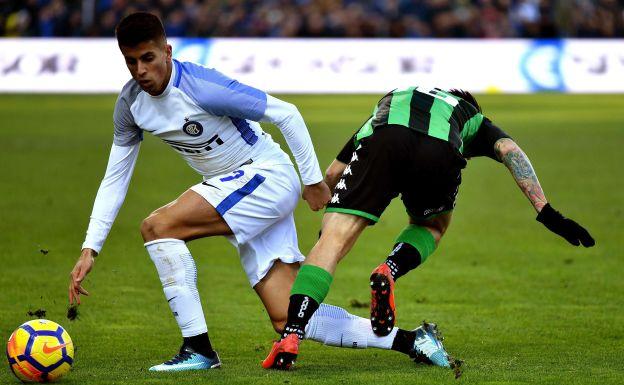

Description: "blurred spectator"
1 0 623 37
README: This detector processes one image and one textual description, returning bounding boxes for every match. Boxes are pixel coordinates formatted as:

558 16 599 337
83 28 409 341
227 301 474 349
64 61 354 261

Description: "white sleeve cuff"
261 95 323 185
82 143 140 253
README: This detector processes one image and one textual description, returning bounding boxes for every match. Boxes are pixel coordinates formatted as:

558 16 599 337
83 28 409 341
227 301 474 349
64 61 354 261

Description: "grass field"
0 93 622 385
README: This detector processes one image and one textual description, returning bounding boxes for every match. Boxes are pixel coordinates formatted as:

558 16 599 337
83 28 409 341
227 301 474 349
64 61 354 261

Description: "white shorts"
190 162 305 287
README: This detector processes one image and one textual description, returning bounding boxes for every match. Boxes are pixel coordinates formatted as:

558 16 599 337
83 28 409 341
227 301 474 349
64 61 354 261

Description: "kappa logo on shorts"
343 165 353 175
335 179 347 190
182 116 204 137
330 193 340 204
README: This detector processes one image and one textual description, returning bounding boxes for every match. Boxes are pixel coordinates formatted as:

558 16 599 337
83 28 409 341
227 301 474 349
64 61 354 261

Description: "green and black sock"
384 225 436 281
282 265 333 339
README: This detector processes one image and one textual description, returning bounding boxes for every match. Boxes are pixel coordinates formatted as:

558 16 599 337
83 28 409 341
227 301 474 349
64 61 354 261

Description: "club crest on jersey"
182 117 203 137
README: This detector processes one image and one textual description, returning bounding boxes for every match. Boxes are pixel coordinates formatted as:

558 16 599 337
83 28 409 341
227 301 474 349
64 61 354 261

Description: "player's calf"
371 224 438 336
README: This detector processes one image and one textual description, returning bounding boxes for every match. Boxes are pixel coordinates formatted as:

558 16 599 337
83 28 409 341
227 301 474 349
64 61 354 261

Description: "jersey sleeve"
82 143 140 253
463 117 512 161
261 95 323 185
176 61 267 121
113 82 143 146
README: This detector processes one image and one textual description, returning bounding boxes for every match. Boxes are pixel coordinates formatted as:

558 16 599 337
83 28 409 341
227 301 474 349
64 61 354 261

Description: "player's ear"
165 43 172 61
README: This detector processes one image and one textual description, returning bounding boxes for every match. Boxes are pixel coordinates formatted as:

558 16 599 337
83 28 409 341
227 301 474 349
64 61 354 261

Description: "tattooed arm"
493 137 595 247
494 138 547 213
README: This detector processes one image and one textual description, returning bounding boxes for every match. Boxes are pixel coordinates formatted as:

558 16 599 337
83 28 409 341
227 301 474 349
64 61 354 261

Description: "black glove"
536 203 595 247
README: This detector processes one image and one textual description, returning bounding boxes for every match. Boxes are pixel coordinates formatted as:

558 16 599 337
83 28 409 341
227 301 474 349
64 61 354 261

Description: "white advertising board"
0 38 623 93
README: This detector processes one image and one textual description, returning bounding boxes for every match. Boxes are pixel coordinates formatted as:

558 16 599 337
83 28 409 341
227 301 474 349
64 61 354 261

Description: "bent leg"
255 261 408 352
383 212 453 281
369 212 453 336
141 189 231 361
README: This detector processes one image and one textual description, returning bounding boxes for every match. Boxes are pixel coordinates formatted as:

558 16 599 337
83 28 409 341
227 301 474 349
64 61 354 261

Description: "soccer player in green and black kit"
262 86 595 370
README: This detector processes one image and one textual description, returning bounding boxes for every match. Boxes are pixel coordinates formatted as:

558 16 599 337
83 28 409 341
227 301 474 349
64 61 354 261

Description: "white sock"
145 238 208 337
305 303 398 350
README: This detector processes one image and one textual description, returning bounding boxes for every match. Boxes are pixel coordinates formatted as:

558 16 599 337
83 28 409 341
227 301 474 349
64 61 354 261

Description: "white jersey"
114 59 295 179
82 59 323 253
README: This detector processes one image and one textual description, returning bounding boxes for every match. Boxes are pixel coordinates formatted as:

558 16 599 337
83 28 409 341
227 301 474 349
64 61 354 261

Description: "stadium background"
1 1 622 384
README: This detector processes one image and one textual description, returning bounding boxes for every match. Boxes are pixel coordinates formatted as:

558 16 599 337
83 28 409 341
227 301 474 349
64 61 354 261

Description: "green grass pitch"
0 93 622 385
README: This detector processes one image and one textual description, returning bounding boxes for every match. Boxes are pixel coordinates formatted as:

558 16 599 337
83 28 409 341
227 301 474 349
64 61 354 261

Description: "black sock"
282 294 320 339
183 333 215 358
385 242 422 281
391 329 416 355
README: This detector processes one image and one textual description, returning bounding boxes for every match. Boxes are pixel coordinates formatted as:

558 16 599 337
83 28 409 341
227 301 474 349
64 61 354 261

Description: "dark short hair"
115 12 166 47
448 89 482 112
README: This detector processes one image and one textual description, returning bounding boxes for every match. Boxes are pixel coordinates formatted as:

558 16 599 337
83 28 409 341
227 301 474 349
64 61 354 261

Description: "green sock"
283 265 333 339
290 264 333 303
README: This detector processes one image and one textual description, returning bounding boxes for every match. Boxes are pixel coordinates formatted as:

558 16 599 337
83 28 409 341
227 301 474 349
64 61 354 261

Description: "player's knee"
423 223 447 245
140 213 173 242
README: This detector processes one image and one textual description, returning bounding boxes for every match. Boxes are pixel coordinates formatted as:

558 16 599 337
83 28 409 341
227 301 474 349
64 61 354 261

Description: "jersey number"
417 87 459 107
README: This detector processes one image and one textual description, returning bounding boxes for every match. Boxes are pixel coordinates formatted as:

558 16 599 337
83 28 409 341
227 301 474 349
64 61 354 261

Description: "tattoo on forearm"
496 139 547 212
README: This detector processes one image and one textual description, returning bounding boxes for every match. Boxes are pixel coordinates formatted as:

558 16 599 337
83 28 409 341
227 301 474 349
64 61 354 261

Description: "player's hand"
536 204 595 247
303 181 331 211
69 249 97 305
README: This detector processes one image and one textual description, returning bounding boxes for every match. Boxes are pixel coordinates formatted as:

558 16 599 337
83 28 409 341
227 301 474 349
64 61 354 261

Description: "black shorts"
326 125 466 223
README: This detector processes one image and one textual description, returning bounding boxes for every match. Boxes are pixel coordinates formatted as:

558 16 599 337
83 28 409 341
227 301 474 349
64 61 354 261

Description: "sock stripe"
395 225 436 262
290 265 333 304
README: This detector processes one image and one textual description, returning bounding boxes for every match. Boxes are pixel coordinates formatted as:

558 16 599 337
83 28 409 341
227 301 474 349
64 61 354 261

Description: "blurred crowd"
2 0 624 38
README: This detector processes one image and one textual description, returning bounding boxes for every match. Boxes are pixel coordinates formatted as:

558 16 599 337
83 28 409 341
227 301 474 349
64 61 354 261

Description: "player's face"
120 40 172 96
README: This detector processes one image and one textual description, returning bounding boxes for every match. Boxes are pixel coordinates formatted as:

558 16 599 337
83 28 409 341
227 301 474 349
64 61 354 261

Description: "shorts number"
220 170 244 182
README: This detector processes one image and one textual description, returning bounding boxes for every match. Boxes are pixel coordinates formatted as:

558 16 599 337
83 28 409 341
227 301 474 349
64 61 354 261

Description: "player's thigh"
236 211 304 287
142 189 232 241
401 142 463 225
254 260 299 330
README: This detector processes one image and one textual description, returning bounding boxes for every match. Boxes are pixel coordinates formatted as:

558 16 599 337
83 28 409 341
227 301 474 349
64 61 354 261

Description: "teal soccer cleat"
149 346 221 372
409 322 451 368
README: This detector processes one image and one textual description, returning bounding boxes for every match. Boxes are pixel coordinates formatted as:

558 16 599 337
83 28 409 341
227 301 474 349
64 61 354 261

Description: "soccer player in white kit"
68 12 442 372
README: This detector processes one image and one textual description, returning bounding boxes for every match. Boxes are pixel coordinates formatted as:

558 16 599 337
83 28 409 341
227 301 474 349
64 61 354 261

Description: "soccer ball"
6 319 74 383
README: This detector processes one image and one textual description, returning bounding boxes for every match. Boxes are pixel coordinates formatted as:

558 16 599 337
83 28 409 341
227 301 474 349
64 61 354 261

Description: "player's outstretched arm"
494 138 594 247
69 143 141 304
494 138 547 212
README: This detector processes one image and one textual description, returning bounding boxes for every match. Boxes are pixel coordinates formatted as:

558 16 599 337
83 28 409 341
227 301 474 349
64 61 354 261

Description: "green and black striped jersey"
355 86 484 154
338 86 510 163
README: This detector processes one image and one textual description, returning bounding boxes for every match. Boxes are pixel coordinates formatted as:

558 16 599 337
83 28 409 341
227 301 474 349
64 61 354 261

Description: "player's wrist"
536 203 559 224
80 248 98 259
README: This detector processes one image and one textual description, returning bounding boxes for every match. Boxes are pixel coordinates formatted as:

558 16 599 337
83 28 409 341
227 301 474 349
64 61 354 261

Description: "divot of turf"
67 305 79 321
27 308 47 318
